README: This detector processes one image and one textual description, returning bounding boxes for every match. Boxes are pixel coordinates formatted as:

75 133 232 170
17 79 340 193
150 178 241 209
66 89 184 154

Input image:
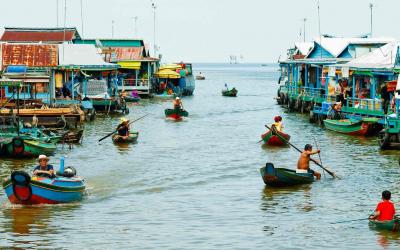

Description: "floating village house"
74 38 159 96
278 36 394 114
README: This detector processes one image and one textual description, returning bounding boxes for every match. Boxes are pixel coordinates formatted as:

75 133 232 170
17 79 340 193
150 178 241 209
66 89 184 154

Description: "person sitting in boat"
296 144 321 180
331 101 343 120
224 83 229 90
272 116 283 132
369 190 396 221
33 155 55 178
173 97 183 111
116 118 130 139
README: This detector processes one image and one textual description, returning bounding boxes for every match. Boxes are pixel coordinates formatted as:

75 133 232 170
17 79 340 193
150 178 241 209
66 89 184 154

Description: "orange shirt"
376 200 395 221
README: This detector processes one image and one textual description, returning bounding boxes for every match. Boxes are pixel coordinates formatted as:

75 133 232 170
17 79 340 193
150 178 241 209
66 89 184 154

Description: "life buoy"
11 171 32 202
12 137 25 155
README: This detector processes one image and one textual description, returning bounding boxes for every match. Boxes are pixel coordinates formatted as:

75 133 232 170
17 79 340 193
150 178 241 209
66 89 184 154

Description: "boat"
369 218 400 232
112 132 139 144
196 74 206 80
123 90 141 103
261 128 290 146
165 108 189 121
260 163 314 187
0 135 57 157
154 91 177 99
2 168 85 205
155 63 195 96
323 118 380 136
222 88 238 97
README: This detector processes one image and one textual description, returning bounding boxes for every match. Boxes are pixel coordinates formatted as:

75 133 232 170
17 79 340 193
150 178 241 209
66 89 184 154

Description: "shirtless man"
297 144 321 180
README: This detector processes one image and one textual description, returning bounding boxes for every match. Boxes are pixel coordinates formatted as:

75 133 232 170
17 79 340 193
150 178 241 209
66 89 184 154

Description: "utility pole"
152 2 157 57
303 18 307 42
112 20 115 38
133 16 138 37
370 3 373 37
80 0 84 41
56 0 59 27
317 1 322 58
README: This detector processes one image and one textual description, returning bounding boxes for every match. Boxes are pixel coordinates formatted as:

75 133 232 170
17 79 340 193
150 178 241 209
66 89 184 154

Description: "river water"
1 63 400 249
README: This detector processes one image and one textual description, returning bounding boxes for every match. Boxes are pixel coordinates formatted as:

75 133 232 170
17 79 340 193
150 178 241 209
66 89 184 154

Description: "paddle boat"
260 163 314 187
369 217 400 232
222 87 238 97
323 118 381 136
2 159 85 205
165 108 189 121
112 132 139 144
261 128 290 146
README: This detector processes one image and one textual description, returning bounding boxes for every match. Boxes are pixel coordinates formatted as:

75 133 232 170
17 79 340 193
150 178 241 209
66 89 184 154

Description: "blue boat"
2 167 85 205
260 163 314 187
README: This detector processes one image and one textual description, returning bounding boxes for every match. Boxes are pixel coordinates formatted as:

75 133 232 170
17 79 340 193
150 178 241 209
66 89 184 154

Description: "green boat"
369 218 400 232
165 108 189 121
0 135 57 158
222 88 238 97
323 118 380 136
260 163 314 187
112 132 139 144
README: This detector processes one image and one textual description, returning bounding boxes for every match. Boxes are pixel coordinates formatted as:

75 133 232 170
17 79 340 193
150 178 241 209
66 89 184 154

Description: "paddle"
330 218 369 224
313 137 325 177
98 114 149 142
264 124 341 179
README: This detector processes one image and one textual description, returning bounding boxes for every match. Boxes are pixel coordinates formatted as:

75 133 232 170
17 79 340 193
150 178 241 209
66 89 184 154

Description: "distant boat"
221 87 238 97
196 73 206 80
261 64 268 67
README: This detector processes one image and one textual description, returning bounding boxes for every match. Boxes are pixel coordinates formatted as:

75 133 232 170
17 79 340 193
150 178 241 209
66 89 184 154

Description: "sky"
0 0 398 63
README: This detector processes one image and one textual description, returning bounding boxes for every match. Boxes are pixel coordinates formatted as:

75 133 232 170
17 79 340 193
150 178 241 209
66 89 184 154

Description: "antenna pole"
303 18 307 42
56 0 59 27
112 20 115 38
370 3 373 37
152 2 157 58
80 0 84 42
317 1 322 58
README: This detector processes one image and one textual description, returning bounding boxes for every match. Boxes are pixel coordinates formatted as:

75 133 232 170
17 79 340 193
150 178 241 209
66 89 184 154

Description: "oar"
330 218 369 224
313 137 325 178
264 124 341 179
98 114 149 142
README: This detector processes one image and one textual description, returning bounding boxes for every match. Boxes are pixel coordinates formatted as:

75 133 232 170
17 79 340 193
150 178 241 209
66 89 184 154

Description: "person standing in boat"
272 116 283 132
116 118 130 140
33 155 55 177
296 144 321 180
173 97 183 111
369 190 396 221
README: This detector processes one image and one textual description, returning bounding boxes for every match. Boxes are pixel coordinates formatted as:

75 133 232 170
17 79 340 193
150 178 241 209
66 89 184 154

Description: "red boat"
261 129 291 146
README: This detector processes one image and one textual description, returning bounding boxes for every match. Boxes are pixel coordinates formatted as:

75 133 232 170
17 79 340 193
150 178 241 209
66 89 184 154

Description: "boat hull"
261 130 290 146
124 96 140 102
324 119 377 136
3 171 85 205
369 218 400 232
165 108 189 121
1 136 57 158
222 89 238 97
112 132 139 144
260 163 314 187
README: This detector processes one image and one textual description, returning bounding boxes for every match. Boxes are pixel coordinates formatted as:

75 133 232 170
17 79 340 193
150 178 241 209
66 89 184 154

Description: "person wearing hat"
33 155 55 177
272 116 283 132
116 118 130 139
173 97 183 111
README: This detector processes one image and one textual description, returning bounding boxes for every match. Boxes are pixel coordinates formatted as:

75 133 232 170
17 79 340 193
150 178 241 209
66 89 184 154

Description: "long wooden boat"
369 218 400 232
112 132 139 144
323 118 379 136
0 135 57 157
2 170 85 205
261 129 290 146
260 163 314 187
222 88 238 97
165 108 189 121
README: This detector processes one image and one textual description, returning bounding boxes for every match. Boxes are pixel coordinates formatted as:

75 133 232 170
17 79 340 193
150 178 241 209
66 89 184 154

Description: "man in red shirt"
369 190 396 221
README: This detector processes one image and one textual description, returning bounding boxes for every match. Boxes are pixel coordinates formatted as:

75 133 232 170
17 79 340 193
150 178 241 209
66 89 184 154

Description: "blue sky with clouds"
0 0 397 63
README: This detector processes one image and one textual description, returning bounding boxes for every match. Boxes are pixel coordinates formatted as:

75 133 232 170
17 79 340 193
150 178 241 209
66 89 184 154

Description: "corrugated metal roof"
2 44 58 68
346 42 398 70
0 27 80 42
112 47 144 61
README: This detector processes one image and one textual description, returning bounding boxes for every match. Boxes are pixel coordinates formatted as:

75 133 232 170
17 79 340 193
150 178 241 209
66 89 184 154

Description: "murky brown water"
1 63 400 249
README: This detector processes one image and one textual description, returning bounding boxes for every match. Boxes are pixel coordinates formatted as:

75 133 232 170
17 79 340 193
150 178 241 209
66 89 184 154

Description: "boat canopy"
117 61 141 70
159 64 182 70
154 69 181 79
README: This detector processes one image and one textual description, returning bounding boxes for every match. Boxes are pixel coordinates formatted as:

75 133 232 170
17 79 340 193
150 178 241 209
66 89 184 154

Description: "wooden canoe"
112 132 139 144
165 108 189 121
261 129 290 146
369 218 400 232
260 163 314 187
222 88 238 97
323 119 377 136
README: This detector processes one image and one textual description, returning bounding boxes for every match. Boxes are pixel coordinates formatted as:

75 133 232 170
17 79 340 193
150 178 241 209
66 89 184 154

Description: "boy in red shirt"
369 190 396 221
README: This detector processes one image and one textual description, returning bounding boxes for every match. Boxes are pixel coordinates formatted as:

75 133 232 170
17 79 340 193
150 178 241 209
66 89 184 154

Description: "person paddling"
33 155 55 178
369 190 396 221
272 116 283 132
173 97 183 111
296 144 321 180
116 118 130 140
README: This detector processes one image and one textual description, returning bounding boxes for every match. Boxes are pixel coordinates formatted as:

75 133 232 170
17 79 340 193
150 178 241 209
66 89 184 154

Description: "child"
369 190 396 221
